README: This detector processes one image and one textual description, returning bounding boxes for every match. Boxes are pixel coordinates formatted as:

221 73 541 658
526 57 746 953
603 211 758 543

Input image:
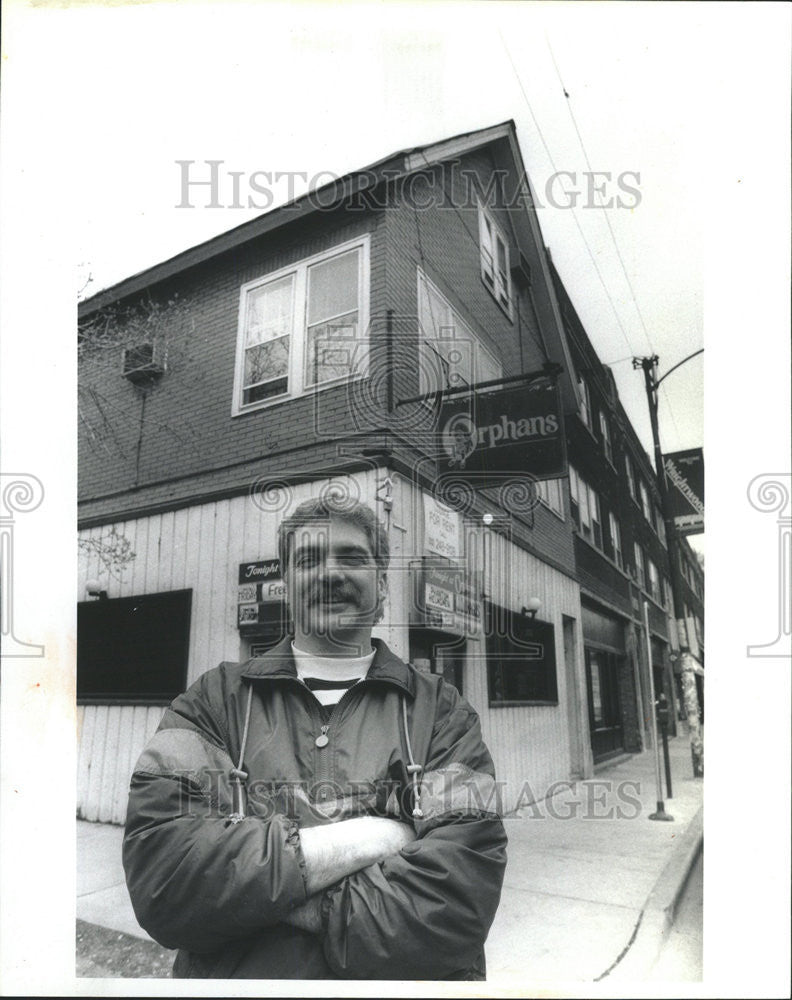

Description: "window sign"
238 559 287 635
412 558 480 636
423 493 460 559
238 559 285 602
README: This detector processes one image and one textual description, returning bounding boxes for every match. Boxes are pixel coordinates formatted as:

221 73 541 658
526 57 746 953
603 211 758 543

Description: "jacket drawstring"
401 695 424 820
229 684 253 823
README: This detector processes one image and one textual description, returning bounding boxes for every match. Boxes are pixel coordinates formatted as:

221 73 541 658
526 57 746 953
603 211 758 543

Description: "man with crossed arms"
124 496 507 979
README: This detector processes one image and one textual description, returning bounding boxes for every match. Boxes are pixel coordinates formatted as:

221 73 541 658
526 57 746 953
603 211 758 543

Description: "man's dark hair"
277 496 390 572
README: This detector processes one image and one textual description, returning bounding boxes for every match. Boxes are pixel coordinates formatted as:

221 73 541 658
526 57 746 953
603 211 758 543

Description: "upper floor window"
633 542 646 589
655 506 667 546
477 202 513 317
599 410 614 464
647 558 662 604
570 464 602 548
535 477 564 518
639 479 652 522
578 375 592 430
417 269 502 394
608 511 623 569
234 237 370 413
625 453 636 500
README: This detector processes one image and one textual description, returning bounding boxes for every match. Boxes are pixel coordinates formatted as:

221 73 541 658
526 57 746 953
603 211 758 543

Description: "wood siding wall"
78 471 587 823
465 526 589 812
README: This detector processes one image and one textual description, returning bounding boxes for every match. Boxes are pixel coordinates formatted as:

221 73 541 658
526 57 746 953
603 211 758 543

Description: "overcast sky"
70 1 711 484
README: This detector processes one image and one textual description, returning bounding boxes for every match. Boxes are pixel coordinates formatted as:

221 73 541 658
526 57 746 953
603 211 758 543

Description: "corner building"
78 122 604 823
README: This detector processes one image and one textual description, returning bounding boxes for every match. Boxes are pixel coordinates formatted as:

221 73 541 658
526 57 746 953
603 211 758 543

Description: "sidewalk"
488 731 703 985
77 732 703 984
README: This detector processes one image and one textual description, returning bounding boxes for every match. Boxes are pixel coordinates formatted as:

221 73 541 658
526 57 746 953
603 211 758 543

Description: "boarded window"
78 590 192 702
485 602 558 705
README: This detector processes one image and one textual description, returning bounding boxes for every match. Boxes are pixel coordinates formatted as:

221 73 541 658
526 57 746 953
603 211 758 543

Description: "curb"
596 805 704 981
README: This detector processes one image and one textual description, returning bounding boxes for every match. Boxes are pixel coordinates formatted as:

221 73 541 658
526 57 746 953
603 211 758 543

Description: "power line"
545 31 656 359
544 32 695 448
602 355 639 366
498 29 638 361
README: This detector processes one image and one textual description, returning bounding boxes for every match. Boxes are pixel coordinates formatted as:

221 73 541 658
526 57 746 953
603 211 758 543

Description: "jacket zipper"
311 681 368 790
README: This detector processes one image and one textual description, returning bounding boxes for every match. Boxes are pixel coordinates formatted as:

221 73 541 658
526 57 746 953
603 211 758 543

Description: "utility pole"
633 353 704 778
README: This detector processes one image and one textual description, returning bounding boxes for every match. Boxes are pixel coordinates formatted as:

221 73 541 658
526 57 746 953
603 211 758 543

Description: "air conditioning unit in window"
122 342 165 385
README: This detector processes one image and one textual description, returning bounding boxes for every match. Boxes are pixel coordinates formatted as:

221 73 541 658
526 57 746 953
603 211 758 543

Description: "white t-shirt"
291 642 375 707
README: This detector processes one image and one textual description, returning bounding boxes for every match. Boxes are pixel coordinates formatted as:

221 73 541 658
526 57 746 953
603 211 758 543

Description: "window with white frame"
608 511 623 568
477 201 512 317
234 238 369 412
535 477 564 518
599 410 614 464
577 376 592 430
639 479 652 522
625 453 636 500
417 269 502 393
569 465 602 548
633 543 646 588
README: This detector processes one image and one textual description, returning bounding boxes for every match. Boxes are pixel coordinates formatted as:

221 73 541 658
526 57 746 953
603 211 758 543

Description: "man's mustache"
308 584 360 604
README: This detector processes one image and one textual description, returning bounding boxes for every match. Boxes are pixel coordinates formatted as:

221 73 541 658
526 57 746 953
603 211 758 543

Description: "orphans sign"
438 380 566 480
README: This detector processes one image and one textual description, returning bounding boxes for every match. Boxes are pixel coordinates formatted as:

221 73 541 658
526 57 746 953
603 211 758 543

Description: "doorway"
585 646 624 760
410 629 465 695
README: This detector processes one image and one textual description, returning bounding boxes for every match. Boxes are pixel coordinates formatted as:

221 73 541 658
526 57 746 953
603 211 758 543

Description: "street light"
633 352 704 778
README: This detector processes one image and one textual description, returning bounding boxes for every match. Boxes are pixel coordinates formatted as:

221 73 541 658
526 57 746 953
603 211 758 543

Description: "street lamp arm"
654 348 704 390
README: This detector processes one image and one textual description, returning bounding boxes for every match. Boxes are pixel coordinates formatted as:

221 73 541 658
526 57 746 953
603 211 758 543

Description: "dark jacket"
122 637 508 980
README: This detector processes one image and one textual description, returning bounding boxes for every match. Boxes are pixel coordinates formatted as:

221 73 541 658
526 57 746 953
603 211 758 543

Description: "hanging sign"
663 449 704 535
437 379 566 481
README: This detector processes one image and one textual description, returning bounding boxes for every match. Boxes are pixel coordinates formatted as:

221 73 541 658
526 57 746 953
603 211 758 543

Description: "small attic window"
477 201 513 320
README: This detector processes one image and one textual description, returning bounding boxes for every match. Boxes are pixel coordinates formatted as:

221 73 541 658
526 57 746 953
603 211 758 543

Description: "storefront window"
78 589 192 702
484 602 558 705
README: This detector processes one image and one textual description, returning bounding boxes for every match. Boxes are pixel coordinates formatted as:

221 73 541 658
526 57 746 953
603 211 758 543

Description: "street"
648 847 703 981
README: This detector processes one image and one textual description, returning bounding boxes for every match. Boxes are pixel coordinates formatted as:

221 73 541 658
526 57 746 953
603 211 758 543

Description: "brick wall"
80 206 385 505
79 157 578 580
